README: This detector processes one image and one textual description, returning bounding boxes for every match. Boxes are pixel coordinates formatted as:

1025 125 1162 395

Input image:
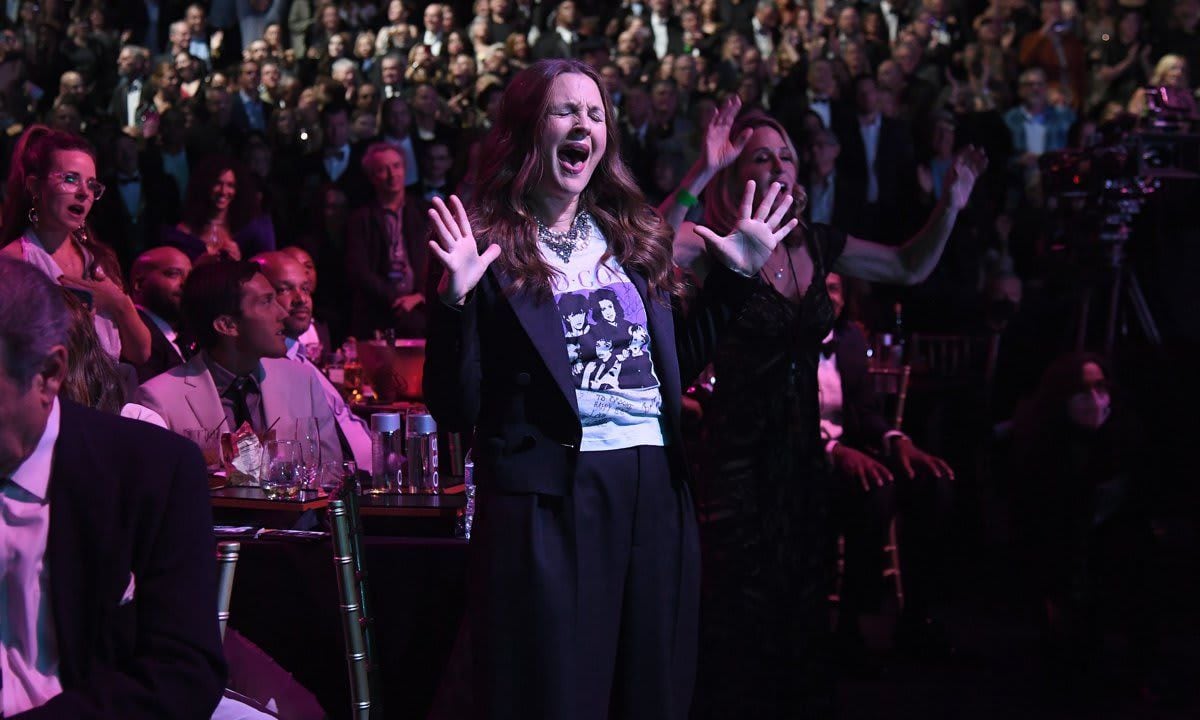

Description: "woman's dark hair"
470 58 681 299
1 124 122 283
181 259 262 350
1012 351 1116 454
180 156 260 233
60 288 126 413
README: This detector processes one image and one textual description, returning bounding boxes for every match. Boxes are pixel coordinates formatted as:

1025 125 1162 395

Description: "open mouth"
558 141 591 175
67 203 86 216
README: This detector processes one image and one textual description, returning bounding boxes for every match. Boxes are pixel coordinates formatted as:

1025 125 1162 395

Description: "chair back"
868 364 912 430
908 332 1001 391
215 541 241 642
329 497 377 719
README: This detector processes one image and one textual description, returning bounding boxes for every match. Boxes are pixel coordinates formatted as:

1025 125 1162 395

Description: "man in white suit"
133 260 342 464
253 250 372 471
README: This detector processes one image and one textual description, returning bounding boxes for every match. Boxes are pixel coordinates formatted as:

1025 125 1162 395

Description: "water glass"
184 427 222 472
295 417 322 490
261 440 302 499
320 459 358 495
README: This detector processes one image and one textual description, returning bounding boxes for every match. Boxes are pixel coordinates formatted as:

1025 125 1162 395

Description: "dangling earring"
27 205 39 227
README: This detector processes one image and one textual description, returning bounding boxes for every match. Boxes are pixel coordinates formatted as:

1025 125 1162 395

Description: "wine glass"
261 440 302 499
295 417 322 492
319 459 358 496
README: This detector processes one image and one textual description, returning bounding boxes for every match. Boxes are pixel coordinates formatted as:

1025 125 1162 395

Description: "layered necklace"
537 209 592 263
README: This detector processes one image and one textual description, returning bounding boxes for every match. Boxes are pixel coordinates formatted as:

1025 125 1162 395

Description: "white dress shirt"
807 90 832 129
383 134 420 186
859 114 882 204
1021 108 1048 156
285 337 373 472
1 399 64 716
817 332 845 452
880 1 901 43
126 78 144 126
809 169 836 225
422 29 443 56
138 305 183 359
323 144 351 182
651 13 670 59
751 17 775 59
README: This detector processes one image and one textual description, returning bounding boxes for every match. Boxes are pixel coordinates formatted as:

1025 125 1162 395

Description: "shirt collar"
200 350 263 396
10 398 60 502
136 305 176 340
284 335 301 360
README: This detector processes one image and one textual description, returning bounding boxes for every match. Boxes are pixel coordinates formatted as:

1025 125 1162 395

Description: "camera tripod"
1072 231 1162 357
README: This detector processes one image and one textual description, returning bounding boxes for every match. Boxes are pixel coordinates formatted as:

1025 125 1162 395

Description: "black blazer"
131 308 187 384
424 262 756 497
833 323 893 453
832 114 919 243
343 198 431 339
26 400 225 719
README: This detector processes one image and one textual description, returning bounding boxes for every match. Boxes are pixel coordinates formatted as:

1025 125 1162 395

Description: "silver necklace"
537 210 591 263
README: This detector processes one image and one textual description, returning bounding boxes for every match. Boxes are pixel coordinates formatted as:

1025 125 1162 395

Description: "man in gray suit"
133 260 342 464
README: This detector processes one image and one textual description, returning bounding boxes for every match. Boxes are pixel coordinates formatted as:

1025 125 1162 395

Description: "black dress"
693 224 846 719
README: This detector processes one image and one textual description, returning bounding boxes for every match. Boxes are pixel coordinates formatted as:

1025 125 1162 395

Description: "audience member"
253 250 372 472
0 256 225 718
345 142 428 339
164 156 276 261
129 246 193 383
133 259 341 464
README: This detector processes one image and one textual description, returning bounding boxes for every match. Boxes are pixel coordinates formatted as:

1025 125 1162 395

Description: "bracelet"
676 189 699 207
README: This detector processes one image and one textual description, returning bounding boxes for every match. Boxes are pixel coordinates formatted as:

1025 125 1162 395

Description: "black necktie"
821 338 838 359
225 377 254 430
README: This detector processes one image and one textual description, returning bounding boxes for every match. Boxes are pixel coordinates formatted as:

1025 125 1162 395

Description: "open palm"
427 195 501 305
703 95 753 172
944 145 989 211
694 181 798 277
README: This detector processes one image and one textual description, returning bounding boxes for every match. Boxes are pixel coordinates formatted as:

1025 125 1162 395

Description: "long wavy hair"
1 125 122 283
180 156 260 234
60 288 127 413
470 58 681 299
700 110 806 244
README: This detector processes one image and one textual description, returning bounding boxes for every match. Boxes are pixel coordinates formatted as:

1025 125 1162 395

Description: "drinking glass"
295 417 322 491
184 427 222 473
261 440 302 499
319 459 358 495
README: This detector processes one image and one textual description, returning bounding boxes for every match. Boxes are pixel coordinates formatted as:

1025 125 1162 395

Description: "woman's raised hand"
944 145 989 212
702 95 753 173
694 180 798 277
427 195 501 306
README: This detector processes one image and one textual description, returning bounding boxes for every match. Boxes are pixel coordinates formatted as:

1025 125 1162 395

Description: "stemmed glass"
261 440 302 499
319 459 359 496
296 417 322 492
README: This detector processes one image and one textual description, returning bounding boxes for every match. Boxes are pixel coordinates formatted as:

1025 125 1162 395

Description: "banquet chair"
216 541 241 642
329 495 379 719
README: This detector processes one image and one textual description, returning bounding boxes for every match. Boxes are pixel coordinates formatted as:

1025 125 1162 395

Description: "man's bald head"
130 247 191 321
252 252 312 339
279 246 317 292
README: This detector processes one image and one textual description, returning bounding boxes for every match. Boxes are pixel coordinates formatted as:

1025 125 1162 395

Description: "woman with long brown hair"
423 58 795 719
0 125 151 363
162 156 276 261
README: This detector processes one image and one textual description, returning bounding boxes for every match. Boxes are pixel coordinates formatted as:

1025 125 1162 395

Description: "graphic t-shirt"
542 221 665 451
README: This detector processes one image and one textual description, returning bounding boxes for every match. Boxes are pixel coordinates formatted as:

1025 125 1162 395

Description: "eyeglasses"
49 171 105 200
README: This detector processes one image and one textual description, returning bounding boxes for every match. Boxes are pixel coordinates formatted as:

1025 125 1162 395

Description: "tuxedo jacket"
90 165 180 272
424 262 756 497
130 308 187 385
107 76 155 127
19 399 225 719
132 353 342 464
833 323 892 453
832 114 918 242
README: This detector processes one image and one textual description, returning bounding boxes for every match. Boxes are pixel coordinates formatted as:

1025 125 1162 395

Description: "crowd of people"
1 0 1193 717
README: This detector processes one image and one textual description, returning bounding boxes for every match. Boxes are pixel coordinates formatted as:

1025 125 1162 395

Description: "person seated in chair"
252 251 372 472
0 257 225 719
129 247 193 384
821 272 956 661
132 259 341 463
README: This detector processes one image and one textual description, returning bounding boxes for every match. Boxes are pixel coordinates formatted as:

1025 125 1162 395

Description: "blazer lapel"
182 355 228 432
492 266 580 418
47 401 111 685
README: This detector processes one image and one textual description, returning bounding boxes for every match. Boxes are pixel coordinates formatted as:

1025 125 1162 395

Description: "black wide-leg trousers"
468 445 700 720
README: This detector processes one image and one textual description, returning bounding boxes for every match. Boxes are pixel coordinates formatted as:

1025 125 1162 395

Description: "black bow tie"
118 175 140 185
326 149 346 161
820 338 838 359
811 96 830 104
